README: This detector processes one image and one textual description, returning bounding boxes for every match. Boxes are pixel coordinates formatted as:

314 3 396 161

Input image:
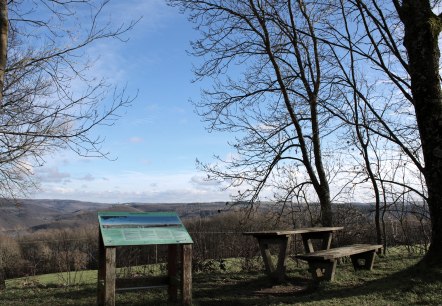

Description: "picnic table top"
243 226 344 237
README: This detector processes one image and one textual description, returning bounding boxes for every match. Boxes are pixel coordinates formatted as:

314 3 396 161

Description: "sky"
32 0 235 203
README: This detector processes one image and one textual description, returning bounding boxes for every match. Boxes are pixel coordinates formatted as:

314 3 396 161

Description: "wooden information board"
98 212 193 246
97 212 192 306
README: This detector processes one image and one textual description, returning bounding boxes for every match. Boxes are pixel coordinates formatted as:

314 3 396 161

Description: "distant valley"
0 199 228 234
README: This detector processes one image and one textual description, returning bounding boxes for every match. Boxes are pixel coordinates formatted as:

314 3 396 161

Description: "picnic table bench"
243 227 343 282
295 244 383 281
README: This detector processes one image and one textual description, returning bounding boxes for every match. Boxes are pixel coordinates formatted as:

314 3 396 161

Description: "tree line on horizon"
0 207 430 283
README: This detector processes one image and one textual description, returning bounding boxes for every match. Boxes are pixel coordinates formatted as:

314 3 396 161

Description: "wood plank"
243 227 343 237
292 227 344 234
296 244 383 261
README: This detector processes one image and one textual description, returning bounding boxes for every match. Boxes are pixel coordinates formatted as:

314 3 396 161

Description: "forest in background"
0 200 429 283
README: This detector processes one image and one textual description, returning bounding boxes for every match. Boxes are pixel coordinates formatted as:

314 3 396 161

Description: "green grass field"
1 248 441 305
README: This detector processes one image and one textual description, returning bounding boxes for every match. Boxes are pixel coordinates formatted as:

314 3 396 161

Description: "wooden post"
97 230 105 305
181 244 192 306
168 244 178 302
104 247 116 306
97 231 117 306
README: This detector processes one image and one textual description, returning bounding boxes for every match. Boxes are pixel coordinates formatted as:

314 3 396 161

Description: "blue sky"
32 0 234 203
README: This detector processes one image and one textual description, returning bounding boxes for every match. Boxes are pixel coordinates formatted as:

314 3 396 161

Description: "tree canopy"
171 0 442 265
0 0 137 197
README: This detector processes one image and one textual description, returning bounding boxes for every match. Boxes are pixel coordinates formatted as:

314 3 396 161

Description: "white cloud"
33 170 232 203
129 136 144 144
35 167 71 183
79 173 96 181
140 159 152 166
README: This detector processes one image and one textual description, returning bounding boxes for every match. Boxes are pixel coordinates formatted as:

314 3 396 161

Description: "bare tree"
325 0 441 265
172 0 338 226
0 235 23 288
0 0 137 197
173 0 442 265
0 1 136 287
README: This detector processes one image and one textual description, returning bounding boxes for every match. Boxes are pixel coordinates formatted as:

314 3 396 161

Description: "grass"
1 249 442 305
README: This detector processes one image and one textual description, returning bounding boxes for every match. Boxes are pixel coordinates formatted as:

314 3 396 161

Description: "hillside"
0 199 227 234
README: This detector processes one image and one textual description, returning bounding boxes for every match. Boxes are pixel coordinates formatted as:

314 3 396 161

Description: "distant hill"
0 199 227 234
0 199 386 235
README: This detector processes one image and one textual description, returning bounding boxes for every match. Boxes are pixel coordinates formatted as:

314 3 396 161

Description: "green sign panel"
98 212 193 246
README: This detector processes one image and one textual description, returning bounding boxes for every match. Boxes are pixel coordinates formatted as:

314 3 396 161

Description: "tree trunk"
318 189 332 227
0 0 7 287
400 0 442 265
0 0 7 106
0 269 5 290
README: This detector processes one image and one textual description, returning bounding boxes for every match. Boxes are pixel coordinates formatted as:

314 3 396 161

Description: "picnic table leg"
258 238 276 277
320 232 332 250
276 236 291 282
301 231 333 253
308 260 337 282
258 236 290 282
301 234 315 253
350 251 376 270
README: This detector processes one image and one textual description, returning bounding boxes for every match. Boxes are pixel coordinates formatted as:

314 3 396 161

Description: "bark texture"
399 0 442 265
0 0 7 107
0 0 7 290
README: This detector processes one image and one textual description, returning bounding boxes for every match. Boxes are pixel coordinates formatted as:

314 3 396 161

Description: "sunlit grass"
2 248 442 305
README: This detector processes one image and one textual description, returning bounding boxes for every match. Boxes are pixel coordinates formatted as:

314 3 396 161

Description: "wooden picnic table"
243 227 343 282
